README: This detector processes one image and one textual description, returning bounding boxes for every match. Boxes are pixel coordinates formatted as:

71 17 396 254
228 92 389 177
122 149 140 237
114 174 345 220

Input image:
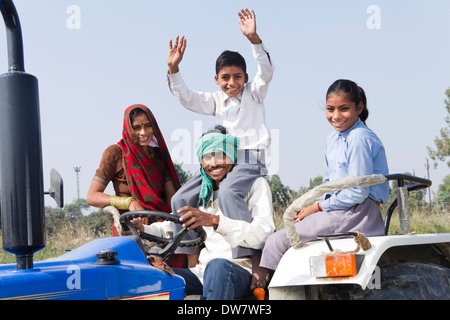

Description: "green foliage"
435 174 450 210
265 175 297 214
83 210 113 236
296 176 324 197
269 175 323 230
173 161 193 186
266 175 324 217
387 172 426 208
45 198 112 237
428 88 450 168
1 199 112 263
385 208 450 235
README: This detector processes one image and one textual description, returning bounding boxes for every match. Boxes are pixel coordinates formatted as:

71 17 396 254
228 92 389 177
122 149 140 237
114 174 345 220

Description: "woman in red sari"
87 104 185 267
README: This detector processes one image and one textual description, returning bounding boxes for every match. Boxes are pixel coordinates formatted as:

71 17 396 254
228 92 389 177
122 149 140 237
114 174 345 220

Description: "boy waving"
167 8 274 260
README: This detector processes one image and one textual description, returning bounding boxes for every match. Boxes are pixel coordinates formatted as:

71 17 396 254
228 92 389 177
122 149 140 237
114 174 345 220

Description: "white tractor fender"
269 233 450 291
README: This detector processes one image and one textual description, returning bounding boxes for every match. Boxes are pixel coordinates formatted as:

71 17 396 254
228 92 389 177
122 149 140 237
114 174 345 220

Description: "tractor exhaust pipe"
0 0 45 270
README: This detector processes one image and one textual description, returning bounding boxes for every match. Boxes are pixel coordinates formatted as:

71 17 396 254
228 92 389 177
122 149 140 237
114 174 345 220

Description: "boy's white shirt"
143 177 275 283
167 43 274 150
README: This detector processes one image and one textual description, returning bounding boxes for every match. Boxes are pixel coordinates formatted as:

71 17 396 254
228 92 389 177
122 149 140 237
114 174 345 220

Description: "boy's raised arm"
167 35 187 74
238 8 262 44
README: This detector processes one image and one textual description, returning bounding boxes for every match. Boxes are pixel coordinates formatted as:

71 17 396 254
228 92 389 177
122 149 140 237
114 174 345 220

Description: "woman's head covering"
195 131 239 205
118 104 180 212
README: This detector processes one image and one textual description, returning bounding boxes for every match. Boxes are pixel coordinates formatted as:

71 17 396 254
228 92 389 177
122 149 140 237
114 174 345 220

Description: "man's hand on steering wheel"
119 210 206 261
178 206 220 230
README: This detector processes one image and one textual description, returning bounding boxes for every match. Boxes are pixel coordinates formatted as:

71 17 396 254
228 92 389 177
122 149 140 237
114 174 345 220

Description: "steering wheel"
119 210 206 261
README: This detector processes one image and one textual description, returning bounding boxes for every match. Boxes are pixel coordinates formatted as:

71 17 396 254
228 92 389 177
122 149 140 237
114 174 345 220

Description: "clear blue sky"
1 0 449 206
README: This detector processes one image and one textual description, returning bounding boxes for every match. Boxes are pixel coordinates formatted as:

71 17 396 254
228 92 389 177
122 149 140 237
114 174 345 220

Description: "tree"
435 174 450 210
387 172 426 209
428 88 450 168
173 162 193 186
83 209 112 236
266 175 298 214
45 198 112 236
296 176 323 197
308 176 323 190
45 205 66 235
45 198 90 235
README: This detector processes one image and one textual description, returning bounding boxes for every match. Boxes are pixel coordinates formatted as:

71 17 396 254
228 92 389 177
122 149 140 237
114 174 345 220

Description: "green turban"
195 132 240 205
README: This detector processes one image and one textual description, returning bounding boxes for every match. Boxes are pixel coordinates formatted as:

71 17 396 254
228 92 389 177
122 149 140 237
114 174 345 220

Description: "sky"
0 0 449 208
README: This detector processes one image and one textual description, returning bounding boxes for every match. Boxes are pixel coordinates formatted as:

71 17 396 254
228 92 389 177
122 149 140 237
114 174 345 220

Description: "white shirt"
143 177 275 283
167 43 275 150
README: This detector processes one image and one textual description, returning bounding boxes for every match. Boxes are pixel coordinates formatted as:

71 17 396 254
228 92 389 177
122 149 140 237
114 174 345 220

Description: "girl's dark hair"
326 79 369 123
215 50 247 75
129 107 147 123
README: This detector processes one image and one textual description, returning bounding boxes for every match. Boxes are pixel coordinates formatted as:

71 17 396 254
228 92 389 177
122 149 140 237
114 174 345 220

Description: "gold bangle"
126 197 134 209
110 196 134 210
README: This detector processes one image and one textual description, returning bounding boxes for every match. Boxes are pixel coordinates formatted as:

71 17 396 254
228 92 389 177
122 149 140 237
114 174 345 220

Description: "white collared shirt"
143 177 275 282
167 43 275 150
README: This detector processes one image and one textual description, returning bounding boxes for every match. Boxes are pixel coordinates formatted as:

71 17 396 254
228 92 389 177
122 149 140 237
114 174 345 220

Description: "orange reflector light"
310 254 363 278
325 254 356 277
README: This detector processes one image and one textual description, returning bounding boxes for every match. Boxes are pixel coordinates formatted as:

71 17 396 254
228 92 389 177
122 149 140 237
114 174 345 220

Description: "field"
273 206 450 235
0 221 111 265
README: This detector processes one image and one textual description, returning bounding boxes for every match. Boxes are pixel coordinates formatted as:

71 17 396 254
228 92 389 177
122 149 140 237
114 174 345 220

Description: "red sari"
115 104 186 268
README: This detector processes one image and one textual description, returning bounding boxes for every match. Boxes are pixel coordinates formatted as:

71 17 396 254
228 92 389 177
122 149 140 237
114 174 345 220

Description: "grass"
0 221 110 265
272 204 450 235
384 207 450 235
